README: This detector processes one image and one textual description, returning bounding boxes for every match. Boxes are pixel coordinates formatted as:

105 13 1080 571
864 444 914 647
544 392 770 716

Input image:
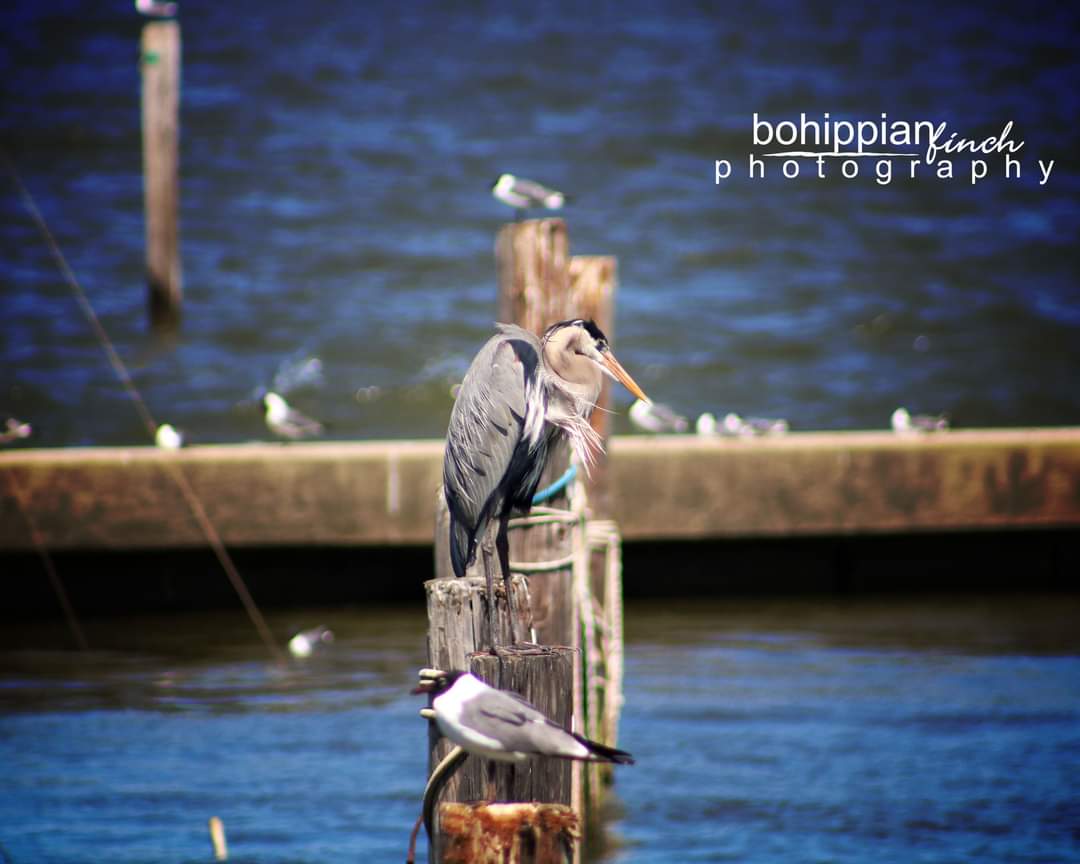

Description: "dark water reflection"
1 597 1078 862
2 2 1079 447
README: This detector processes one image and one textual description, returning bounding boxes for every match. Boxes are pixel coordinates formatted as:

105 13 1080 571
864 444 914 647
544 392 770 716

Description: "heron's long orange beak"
601 352 651 405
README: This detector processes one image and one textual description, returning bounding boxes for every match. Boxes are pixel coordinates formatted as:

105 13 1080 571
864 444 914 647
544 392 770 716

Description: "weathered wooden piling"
420 220 628 861
423 577 581 861
140 20 182 327
439 802 578 864
495 219 570 336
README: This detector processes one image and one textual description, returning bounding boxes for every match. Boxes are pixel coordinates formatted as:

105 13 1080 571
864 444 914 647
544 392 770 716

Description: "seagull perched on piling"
629 398 688 434
492 174 567 216
414 670 634 765
263 391 323 440
891 407 949 434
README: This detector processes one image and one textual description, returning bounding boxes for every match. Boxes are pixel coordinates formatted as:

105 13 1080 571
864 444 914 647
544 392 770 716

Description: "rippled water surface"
1 1 1079 446
1 597 1078 863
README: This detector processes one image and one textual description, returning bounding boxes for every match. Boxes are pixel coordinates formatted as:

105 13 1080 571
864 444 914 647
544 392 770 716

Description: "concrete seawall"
3 428 1079 552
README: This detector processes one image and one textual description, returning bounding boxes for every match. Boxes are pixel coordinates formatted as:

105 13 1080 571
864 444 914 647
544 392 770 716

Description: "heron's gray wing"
443 326 544 575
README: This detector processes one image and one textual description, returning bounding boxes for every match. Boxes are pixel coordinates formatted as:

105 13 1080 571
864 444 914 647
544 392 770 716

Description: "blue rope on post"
531 465 578 504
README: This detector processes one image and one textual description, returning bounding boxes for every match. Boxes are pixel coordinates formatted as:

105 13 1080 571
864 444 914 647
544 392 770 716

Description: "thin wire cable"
3 151 286 666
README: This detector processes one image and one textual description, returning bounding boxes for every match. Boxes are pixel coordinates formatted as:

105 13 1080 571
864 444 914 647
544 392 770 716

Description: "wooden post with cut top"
140 20 182 327
422 219 625 862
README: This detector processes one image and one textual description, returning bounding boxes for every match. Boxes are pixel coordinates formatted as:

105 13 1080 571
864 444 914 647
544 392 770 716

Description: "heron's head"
541 319 650 404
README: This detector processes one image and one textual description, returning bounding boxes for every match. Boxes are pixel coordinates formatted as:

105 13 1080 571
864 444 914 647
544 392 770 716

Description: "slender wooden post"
140 20 182 327
422 220 619 862
208 815 227 861
495 219 570 335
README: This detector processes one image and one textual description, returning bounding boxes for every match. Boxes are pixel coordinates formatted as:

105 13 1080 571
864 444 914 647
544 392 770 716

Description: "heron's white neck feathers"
544 387 603 475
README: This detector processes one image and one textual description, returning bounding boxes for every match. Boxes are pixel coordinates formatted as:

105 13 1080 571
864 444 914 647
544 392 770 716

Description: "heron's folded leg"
480 532 499 652
495 513 516 644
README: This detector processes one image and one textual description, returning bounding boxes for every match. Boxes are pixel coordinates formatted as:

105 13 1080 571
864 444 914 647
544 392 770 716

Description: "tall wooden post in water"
140 20 182 327
424 219 624 862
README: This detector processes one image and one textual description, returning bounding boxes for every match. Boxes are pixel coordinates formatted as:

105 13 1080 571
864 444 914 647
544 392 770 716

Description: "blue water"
1 598 1078 863
1 1 1079 447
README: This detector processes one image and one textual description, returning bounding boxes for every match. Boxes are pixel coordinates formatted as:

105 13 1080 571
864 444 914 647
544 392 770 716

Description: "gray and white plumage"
135 0 177 17
0 418 32 445
263 391 323 440
492 174 566 213
629 398 688 434
891 407 949 434
154 422 184 449
415 671 634 765
708 411 789 437
288 625 334 659
695 412 718 436
443 319 648 582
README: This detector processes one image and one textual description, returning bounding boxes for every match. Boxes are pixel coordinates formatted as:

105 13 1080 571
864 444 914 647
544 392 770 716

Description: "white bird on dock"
629 398 688 434
263 391 324 440
414 670 634 765
695 412 718 436
492 174 567 215
716 412 789 437
154 422 185 449
891 407 949 434
135 0 177 17
0 417 32 445
288 625 334 659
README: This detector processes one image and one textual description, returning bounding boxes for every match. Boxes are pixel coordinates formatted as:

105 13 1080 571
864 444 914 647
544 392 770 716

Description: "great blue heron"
443 319 649 646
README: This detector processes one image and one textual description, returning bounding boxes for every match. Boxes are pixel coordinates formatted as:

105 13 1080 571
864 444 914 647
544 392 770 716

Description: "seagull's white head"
263 391 288 421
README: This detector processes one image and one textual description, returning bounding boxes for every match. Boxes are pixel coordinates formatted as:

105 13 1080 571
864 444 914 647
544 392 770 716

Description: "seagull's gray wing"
512 177 556 200
459 686 580 758
286 407 323 437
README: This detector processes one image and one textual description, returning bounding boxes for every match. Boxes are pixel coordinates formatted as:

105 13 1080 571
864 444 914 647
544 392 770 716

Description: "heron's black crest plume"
543 318 609 351
579 319 607 345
